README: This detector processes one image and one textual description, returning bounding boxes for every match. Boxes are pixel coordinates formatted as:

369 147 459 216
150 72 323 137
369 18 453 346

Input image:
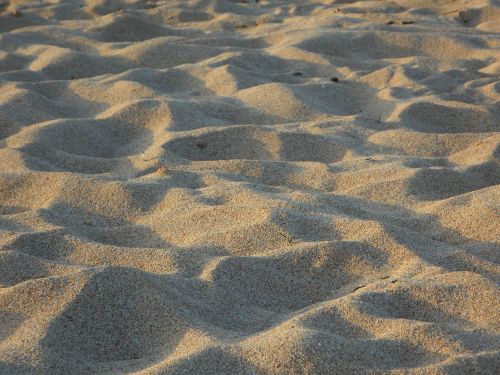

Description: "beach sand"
0 0 499 374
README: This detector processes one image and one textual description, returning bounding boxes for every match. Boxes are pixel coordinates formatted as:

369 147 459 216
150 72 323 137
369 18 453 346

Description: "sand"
0 0 499 374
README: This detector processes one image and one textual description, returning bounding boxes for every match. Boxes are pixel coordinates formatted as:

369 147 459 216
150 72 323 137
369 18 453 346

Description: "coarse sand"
0 0 499 374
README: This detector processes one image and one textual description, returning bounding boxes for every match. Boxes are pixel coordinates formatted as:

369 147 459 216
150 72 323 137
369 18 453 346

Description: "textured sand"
0 0 499 374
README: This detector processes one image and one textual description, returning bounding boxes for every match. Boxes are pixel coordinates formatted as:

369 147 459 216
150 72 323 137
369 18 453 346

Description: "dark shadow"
279 132 347 163
38 267 186 369
330 193 499 279
206 239 389 313
209 160 336 192
0 362 37 375
162 346 260 375
164 126 279 161
0 310 25 342
0 216 31 232
123 169 206 210
402 157 451 169
398 101 498 133
357 290 473 326
0 250 63 287
6 229 75 259
407 161 500 200
39 202 169 248
292 330 448 371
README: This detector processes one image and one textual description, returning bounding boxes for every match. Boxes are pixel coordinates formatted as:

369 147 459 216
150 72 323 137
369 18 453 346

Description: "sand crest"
0 0 499 374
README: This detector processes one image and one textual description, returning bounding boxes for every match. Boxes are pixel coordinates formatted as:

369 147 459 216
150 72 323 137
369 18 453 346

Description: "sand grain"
0 0 499 374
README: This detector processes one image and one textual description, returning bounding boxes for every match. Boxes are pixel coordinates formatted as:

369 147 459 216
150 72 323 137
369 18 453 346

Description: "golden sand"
0 0 499 374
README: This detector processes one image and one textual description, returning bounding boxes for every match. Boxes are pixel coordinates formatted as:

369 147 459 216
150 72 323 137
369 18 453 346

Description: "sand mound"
0 0 499 374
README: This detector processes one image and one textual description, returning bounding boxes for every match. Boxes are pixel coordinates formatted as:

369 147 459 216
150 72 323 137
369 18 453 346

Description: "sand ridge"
0 0 499 374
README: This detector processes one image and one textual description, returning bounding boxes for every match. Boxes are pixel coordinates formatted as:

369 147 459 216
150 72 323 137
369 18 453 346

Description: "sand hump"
0 0 499 374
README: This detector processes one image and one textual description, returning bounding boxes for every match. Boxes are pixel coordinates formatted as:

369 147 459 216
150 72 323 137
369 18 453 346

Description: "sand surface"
0 0 499 374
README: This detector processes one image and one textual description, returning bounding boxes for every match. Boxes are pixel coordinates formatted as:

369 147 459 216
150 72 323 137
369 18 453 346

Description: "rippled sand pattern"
0 0 499 374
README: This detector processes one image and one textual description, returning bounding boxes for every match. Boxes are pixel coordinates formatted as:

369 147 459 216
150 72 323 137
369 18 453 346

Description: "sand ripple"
0 0 499 374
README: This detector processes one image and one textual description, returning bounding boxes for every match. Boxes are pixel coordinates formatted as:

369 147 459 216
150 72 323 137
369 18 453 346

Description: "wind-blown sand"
0 0 499 374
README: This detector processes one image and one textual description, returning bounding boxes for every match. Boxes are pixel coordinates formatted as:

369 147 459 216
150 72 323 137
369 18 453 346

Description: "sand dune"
0 0 499 374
